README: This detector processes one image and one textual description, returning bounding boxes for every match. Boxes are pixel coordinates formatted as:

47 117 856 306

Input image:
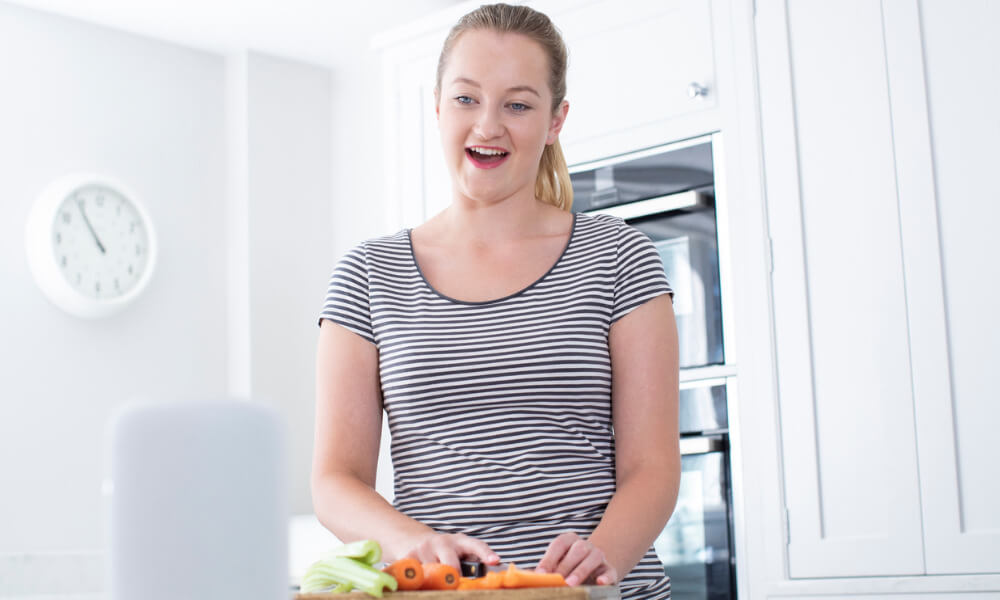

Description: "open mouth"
466 147 509 167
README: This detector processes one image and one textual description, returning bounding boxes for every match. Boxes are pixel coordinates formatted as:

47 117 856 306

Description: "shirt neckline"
406 212 579 306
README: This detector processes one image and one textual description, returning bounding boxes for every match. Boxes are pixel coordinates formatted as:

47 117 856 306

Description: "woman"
313 4 680 598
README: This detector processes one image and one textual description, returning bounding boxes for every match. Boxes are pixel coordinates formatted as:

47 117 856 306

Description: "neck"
443 191 553 244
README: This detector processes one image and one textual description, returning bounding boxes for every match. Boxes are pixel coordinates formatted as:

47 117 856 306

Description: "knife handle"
460 560 487 578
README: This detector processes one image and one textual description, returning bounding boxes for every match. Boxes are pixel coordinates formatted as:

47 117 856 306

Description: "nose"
473 105 505 140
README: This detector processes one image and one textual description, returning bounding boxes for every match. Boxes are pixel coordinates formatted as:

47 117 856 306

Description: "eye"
509 102 531 112
454 95 475 105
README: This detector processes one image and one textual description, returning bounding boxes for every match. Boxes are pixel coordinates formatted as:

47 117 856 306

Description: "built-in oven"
656 380 734 600
572 134 737 600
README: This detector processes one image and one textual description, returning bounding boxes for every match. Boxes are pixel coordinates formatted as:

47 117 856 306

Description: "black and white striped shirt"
319 212 673 599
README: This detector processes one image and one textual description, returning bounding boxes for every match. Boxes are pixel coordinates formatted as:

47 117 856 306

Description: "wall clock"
25 173 158 318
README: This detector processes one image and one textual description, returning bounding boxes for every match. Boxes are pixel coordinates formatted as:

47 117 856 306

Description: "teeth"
469 147 507 156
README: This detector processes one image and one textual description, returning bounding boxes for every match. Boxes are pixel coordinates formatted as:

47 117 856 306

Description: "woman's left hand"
535 532 619 587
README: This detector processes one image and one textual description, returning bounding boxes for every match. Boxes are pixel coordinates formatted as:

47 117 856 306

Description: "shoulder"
574 212 654 249
338 229 410 266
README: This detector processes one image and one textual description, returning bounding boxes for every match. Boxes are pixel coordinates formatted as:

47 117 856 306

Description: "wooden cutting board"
296 586 619 599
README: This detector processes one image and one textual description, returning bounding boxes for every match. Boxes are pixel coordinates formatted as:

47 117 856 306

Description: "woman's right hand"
404 532 501 571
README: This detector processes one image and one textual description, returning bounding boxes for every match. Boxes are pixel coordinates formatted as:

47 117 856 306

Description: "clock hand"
77 199 106 254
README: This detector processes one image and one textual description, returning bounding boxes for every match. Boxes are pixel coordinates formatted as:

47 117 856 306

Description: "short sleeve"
612 220 673 323
317 244 375 344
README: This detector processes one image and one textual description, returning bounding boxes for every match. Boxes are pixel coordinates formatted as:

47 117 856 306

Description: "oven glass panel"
679 383 727 435
572 140 724 370
631 209 724 368
569 142 714 212
654 448 733 600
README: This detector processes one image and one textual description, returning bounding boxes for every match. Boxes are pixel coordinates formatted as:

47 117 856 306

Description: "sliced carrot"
480 571 505 589
457 577 484 590
421 563 460 590
502 564 568 588
457 571 503 590
382 558 424 591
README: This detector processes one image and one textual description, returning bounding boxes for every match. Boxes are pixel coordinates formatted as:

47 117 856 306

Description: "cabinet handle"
688 82 709 99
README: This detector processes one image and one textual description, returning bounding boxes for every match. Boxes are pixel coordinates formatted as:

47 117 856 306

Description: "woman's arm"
312 320 498 566
537 293 680 584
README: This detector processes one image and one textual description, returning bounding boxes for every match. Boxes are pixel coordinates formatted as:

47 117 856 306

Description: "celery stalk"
302 557 398 597
321 539 383 565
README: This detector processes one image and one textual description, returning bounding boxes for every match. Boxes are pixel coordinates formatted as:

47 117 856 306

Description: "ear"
546 99 569 145
434 88 441 121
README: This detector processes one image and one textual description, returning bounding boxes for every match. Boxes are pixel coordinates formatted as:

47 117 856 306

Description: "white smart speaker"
105 399 288 600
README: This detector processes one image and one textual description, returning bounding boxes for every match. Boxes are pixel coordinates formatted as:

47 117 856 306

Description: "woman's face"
436 29 568 207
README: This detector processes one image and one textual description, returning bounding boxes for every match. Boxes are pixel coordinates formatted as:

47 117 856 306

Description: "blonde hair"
435 3 573 211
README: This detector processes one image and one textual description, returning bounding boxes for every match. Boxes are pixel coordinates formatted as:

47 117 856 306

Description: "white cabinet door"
381 35 451 231
756 0 925 577
539 0 719 163
400 53 451 223
892 0 1000 574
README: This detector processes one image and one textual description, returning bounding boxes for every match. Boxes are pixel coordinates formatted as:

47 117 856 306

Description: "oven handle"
584 190 711 220
679 436 726 456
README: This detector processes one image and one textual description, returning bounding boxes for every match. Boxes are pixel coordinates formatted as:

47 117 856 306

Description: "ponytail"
535 139 573 212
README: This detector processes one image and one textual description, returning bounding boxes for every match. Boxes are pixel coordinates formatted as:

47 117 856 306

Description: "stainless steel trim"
583 190 710 220
568 133 717 173
679 376 729 390
680 437 726 456
679 364 738 383
712 131 737 369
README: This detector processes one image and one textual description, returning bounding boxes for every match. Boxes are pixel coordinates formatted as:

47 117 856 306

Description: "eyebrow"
451 77 541 98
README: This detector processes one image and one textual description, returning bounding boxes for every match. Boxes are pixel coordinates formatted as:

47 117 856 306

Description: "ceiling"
4 0 464 69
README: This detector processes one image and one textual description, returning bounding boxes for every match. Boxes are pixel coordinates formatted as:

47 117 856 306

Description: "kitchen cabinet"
755 0 1000 580
376 0 1000 595
534 0 720 165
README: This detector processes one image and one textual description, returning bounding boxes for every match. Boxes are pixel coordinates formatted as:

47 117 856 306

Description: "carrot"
421 563 460 590
480 571 504 589
457 571 503 590
457 577 484 590
382 558 424 591
502 564 568 588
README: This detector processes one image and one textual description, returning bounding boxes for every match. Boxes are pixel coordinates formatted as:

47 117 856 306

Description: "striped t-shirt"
319 212 673 599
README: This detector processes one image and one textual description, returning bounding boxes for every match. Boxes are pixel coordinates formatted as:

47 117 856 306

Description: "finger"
564 550 604 587
433 539 462 570
535 532 579 574
593 563 619 586
554 539 594 578
453 534 500 565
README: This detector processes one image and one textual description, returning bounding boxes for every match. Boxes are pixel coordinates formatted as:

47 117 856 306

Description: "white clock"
25 173 158 318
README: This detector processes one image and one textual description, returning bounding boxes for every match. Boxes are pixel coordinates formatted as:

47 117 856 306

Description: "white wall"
0 3 337 595
245 51 332 516
0 0 229 562
0 1 461 593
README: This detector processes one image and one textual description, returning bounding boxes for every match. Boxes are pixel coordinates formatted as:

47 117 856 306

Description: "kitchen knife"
460 559 510 578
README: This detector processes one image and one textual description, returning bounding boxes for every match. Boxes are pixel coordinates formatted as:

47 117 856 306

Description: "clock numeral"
62 212 71 224
76 273 82 284
130 222 136 233
117 204 122 216
95 281 101 293
61 255 67 268
128 264 134 276
114 278 120 290
136 244 142 256
55 232 62 245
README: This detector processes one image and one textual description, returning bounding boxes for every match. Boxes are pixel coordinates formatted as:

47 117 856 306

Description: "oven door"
653 435 734 600
573 137 724 369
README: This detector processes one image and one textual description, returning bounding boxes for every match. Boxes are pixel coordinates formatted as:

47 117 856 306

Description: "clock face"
26 173 158 318
52 184 151 300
